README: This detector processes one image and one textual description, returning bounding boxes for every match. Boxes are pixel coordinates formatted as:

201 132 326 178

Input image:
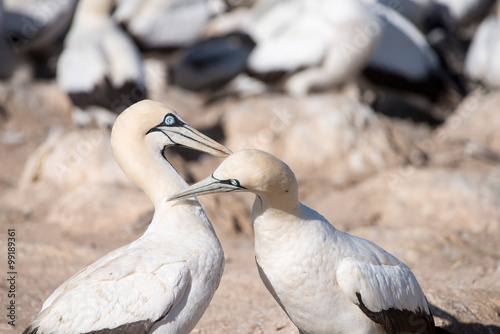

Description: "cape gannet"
113 0 222 50
23 100 230 334
245 0 378 97
464 0 500 88
169 32 256 92
361 2 466 124
57 0 146 127
3 0 78 78
169 149 437 334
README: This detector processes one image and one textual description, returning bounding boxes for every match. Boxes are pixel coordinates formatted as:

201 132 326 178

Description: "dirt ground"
1 77 500 334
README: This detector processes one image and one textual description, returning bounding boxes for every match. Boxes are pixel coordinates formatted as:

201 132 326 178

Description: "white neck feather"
112 132 188 209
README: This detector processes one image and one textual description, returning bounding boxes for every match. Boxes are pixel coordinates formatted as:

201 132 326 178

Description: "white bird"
362 2 466 123
3 0 78 77
57 0 146 127
364 3 447 97
245 0 379 97
23 100 231 334
464 0 500 88
113 0 222 50
169 149 437 334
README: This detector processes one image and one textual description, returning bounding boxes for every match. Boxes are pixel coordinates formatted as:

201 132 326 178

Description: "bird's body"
362 2 466 124
29 204 223 334
24 100 230 334
363 3 444 98
253 204 432 334
170 32 256 92
170 149 436 334
2 0 77 78
464 2 500 88
245 0 378 97
114 0 218 50
57 0 146 127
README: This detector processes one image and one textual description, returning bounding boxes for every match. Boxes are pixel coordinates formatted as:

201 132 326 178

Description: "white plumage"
464 2 500 88
245 0 379 97
24 100 231 334
363 0 450 33
365 3 441 83
169 149 436 334
57 0 146 126
114 0 220 49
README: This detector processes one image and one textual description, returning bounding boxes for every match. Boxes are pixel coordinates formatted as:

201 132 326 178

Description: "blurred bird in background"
114 0 224 50
464 0 500 89
1 0 77 79
0 0 498 125
57 0 147 128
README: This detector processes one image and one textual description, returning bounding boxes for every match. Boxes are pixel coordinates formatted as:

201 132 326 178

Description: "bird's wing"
126 0 211 48
56 41 109 93
29 249 191 334
337 256 435 334
247 11 332 74
366 3 440 81
464 15 500 86
40 244 132 310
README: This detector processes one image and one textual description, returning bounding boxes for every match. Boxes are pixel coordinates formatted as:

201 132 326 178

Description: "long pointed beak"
168 175 241 201
155 123 232 157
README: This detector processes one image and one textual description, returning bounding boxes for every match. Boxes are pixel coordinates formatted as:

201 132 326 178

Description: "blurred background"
0 0 499 333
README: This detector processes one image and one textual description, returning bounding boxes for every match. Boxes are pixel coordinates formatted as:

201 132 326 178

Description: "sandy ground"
1 79 500 334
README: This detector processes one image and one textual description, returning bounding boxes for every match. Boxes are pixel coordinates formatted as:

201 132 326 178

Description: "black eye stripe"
163 113 184 127
212 175 244 189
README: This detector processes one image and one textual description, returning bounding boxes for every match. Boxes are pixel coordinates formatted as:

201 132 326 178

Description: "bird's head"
168 149 298 207
111 100 231 158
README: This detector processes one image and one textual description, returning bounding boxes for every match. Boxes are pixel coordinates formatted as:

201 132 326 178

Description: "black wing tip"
23 325 38 334
85 320 154 334
356 292 436 334
22 320 154 334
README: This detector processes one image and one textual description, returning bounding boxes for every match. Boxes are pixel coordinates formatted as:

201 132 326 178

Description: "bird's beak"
168 175 241 201
152 123 232 157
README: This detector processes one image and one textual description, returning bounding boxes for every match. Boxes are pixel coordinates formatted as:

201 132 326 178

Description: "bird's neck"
252 191 302 222
113 137 188 208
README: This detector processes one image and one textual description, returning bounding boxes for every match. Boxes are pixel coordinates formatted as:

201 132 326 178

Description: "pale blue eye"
165 115 175 126
230 179 239 187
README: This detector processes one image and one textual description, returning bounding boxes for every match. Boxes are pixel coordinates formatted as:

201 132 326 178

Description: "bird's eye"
230 179 240 187
164 114 176 126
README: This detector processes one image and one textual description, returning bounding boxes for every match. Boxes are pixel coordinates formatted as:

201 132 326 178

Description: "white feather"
366 3 440 81
120 0 213 48
337 256 430 313
246 0 378 96
57 0 144 94
34 251 190 332
465 13 500 87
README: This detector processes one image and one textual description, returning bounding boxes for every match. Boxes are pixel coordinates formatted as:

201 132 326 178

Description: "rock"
18 128 130 189
47 183 152 233
436 90 500 154
223 93 425 186
307 167 500 234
